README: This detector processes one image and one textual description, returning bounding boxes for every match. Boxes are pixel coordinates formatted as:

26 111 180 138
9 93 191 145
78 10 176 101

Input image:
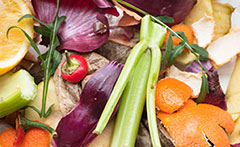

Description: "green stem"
94 41 148 134
41 0 60 118
20 115 57 136
65 50 73 66
111 51 151 147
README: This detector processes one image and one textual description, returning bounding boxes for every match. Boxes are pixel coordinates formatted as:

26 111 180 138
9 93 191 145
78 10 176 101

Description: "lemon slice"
0 0 34 75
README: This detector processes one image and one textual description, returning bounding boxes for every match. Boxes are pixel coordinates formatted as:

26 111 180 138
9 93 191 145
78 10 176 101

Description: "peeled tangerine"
158 100 234 147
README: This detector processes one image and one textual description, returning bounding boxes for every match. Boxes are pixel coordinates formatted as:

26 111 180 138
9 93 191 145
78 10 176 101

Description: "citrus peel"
155 78 193 113
0 0 34 75
157 100 234 147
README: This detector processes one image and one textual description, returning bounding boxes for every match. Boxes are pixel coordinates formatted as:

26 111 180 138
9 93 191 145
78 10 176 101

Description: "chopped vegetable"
32 0 118 52
155 78 193 113
185 60 212 73
158 99 234 147
61 51 88 83
95 15 166 147
111 51 151 147
0 128 17 146
0 70 37 118
123 0 197 25
54 61 123 147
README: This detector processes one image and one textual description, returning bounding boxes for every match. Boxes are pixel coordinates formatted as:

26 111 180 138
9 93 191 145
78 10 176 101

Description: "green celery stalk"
0 70 37 118
142 16 166 147
111 51 151 147
94 16 166 147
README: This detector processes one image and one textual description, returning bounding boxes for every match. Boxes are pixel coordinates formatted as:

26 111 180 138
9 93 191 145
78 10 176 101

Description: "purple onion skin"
125 0 197 25
203 68 227 110
185 61 227 110
54 61 123 147
32 0 116 52
232 143 240 147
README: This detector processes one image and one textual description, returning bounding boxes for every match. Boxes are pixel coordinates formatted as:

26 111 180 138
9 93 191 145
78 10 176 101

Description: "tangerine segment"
0 0 34 75
164 24 194 46
0 128 16 147
155 78 193 113
158 100 234 147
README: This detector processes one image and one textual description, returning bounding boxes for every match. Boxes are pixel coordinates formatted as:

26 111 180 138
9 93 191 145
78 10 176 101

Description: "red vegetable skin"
54 61 123 147
124 0 197 25
61 52 88 83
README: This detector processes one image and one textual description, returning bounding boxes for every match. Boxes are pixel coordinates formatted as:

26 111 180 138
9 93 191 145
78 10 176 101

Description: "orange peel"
155 78 193 113
158 100 234 147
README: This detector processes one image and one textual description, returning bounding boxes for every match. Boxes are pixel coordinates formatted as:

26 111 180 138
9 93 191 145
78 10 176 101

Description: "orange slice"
0 0 34 75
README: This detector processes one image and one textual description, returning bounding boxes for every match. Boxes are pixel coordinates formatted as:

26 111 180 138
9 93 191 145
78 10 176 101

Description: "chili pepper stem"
65 50 73 66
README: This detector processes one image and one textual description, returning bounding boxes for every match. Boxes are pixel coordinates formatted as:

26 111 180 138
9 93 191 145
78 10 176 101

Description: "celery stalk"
111 51 151 147
0 70 37 118
143 16 166 147
94 16 166 147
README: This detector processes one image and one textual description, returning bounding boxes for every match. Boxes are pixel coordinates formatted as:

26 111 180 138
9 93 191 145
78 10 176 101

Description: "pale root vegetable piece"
176 49 196 65
25 78 63 129
226 56 240 144
184 0 215 48
212 1 233 40
228 117 240 144
166 66 202 98
226 56 240 115
191 16 215 47
88 119 115 147
207 30 240 68
184 0 213 24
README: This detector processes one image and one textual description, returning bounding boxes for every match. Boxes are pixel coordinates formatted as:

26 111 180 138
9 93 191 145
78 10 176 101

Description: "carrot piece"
20 127 50 147
158 100 234 147
164 24 194 46
155 78 193 113
0 128 17 147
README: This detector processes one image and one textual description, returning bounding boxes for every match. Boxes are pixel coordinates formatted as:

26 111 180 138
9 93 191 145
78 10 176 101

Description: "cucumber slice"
0 70 37 118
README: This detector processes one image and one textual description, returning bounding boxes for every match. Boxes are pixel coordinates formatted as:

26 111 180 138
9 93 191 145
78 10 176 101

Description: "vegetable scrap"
54 61 123 146
32 0 118 52
155 78 193 113
158 100 234 147
61 51 88 83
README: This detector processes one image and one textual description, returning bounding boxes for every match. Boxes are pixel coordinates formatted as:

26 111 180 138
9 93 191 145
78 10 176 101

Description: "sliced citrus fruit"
0 0 34 75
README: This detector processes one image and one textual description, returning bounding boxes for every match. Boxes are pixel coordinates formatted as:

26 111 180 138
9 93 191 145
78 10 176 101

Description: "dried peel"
158 100 234 147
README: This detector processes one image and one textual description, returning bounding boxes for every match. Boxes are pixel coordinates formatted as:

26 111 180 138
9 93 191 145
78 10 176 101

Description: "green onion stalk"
94 15 166 147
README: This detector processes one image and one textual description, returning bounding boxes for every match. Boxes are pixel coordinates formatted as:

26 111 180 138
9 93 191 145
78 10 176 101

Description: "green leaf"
156 16 174 24
7 26 44 61
196 74 209 103
34 26 51 37
25 106 41 117
167 42 185 66
175 31 189 43
190 44 209 61
49 50 62 76
18 14 52 29
162 32 173 62
45 104 54 117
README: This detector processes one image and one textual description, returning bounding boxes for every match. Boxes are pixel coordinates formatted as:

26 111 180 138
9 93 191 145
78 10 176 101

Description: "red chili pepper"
61 51 88 83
